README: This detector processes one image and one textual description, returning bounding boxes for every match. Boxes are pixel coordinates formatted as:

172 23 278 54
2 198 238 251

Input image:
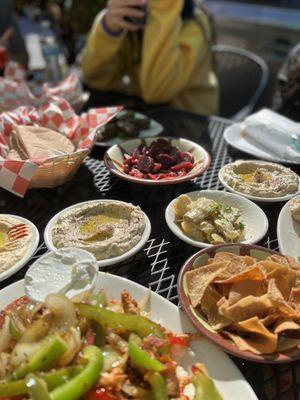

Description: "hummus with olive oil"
51 202 146 260
221 160 299 198
0 216 32 274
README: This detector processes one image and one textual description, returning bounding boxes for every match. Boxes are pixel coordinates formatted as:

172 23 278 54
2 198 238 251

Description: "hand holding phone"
105 0 147 33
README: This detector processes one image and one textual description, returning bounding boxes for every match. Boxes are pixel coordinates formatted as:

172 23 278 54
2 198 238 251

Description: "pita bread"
201 285 231 330
218 294 273 323
228 279 267 305
289 287 300 304
215 265 265 285
226 317 278 354
10 125 74 159
185 262 227 308
274 319 300 335
213 253 256 281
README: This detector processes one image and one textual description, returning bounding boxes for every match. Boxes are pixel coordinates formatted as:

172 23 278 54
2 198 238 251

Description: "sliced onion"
45 294 77 329
0 316 12 352
138 288 151 311
11 341 41 367
20 313 52 343
26 302 43 321
57 327 82 366
71 290 92 303
0 352 12 379
121 382 148 398
102 345 122 372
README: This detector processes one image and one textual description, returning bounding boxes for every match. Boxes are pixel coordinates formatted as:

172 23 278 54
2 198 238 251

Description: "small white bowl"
44 200 151 268
165 190 269 248
0 215 39 282
277 196 300 260
218 161 300 203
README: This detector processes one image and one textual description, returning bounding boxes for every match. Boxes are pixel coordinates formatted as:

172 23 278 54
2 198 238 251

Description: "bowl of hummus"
44 200 151 268
219 160 300 202
0 214 39 281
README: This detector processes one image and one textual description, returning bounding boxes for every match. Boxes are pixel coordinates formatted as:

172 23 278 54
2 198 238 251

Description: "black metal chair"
212 44 269 121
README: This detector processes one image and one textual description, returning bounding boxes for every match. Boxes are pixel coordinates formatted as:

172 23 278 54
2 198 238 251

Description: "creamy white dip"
24 247 98 302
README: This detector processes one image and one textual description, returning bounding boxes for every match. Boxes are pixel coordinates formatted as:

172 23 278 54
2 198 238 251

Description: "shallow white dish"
44 200 151 268
277 196 300 261
165 190 269 249
218 161 300 203
0 215 39 282
224 122 299 165
95 111 164 147
0 272 258 400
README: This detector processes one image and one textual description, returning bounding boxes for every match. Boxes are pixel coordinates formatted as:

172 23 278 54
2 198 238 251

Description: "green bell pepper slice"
148 372 169 400
128 333 165 372
93 291 107 347
26 374 51 400
94 290 107 307
192 369 223 400
49 345 103 400
77 304 165 338
9 315 24 341
0 366 82 396
14 334 67 379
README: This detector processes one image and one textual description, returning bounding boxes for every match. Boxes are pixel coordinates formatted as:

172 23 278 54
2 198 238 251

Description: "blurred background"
2 0 300 114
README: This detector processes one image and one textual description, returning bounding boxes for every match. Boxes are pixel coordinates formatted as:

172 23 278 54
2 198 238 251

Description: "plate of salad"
0 271 257 400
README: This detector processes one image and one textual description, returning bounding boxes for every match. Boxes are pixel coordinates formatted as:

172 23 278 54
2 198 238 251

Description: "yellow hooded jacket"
81 0 219 116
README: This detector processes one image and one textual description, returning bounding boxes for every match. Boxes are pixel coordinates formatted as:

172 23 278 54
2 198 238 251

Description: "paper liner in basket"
0 96 122 197
0 61 83 110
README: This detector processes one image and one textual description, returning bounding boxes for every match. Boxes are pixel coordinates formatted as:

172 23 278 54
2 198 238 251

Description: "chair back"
213 44 269 121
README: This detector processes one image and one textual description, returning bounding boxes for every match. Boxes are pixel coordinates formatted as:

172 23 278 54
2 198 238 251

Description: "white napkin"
242 109 300 163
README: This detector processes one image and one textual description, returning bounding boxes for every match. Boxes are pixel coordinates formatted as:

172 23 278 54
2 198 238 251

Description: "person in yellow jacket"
81 0 219 116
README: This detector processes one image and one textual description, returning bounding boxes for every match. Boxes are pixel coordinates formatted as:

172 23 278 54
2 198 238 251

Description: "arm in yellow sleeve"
81 10 125 90
139 0 210 104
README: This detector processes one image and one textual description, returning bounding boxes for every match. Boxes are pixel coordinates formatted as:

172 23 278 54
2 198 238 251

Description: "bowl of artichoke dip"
165 190 268 248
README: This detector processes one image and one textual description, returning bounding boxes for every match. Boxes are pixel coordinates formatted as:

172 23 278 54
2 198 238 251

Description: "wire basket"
28 149 91 189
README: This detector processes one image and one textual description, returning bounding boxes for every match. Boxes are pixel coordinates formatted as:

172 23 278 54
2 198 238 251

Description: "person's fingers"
119 19 140 31
111 0 146 8
116 6 145 19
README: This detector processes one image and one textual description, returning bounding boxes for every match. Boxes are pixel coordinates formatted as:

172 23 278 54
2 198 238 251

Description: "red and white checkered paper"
0 61 83 110
0 96 122 197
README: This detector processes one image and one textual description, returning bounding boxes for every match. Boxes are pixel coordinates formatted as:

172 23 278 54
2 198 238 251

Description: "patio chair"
212 44 269 121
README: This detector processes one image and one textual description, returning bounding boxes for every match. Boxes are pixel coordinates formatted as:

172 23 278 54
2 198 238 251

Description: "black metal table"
0 109 299 400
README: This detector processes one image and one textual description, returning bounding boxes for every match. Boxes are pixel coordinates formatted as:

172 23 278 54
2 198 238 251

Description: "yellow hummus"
51 202 146 260
221 160 299 198
0 216 32 274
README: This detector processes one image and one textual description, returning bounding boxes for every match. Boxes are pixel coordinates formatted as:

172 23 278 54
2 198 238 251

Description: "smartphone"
126 5 147 27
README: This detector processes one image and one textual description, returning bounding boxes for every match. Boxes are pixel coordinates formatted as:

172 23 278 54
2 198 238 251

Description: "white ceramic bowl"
0 214 39 282
277 196 300 260
218 160 300 203
104 136 211 186
44 200 151 268
165 190 269 248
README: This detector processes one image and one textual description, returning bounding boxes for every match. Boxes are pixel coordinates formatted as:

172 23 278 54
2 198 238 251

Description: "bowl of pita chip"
178 243 300 363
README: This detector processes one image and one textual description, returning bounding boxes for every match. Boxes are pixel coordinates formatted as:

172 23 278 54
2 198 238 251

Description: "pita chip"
185 262 227 308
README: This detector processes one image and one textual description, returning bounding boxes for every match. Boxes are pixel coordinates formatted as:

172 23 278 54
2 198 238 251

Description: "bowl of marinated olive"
95 110 164 147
